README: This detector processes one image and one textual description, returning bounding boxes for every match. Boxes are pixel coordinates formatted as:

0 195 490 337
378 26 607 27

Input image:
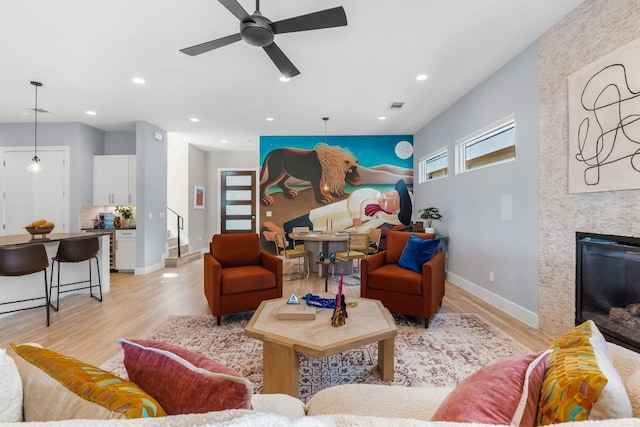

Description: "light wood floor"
0 258 553 366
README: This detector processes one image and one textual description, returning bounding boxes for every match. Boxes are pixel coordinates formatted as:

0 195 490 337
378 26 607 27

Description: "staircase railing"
167 207 184 258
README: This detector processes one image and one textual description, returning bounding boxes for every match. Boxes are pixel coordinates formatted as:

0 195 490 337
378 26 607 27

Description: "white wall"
413 43 540 326
167 138 189 243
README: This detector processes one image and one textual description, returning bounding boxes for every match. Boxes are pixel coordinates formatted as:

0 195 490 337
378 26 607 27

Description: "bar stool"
0 244 50 326
49 236 102 311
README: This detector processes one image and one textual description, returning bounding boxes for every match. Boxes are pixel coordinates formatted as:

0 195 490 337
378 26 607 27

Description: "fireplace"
576 232 640 352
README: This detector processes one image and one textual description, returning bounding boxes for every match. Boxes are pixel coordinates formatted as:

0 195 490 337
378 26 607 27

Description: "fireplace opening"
576 232 640 352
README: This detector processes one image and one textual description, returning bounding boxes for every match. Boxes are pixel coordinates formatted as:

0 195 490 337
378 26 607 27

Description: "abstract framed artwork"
194 185 205 209
568 37 640 194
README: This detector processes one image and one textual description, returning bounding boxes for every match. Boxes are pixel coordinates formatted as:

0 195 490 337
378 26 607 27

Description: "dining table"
288 231 351 277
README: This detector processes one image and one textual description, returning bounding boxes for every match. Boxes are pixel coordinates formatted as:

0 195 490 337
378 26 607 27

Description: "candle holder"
329 252 336 262
319 251 326 262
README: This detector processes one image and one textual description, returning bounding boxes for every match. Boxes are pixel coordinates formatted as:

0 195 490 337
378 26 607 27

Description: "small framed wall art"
194 185 205 209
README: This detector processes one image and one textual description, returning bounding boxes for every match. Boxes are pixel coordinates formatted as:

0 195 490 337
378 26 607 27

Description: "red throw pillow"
431 351 549 427
118 339 252 415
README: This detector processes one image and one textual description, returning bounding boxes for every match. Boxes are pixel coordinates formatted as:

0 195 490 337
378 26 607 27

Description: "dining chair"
367 228 382 255
274 232 310 280
290 226 310 250
334 232 369 278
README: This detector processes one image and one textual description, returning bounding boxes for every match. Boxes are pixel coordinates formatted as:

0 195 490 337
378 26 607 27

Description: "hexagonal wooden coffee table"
245 295 397 397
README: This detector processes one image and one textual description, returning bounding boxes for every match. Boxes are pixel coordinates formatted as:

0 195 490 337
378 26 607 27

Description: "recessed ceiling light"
378 116 386 121
132 77 146 85
279 76 290 82
221 139 228 143
416 74 428 81
85 110 96 116
190 117 199 122
266 117 274 121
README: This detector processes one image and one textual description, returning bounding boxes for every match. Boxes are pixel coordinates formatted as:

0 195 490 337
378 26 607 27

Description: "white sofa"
1 341 639 427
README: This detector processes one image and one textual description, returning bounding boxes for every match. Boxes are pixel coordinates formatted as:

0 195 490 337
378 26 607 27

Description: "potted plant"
418 207 442 232
115 205 134 227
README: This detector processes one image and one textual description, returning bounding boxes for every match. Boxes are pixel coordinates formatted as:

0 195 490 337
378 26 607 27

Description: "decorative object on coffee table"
331 270 347 327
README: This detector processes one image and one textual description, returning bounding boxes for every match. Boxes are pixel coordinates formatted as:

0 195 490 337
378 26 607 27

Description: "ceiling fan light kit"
180 0 347 78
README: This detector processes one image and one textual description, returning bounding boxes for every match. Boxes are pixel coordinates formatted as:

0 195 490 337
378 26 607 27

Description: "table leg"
377 337 395 381
262 341 299 397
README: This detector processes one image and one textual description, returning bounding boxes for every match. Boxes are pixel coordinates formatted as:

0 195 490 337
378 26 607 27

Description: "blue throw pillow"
397 234 440 273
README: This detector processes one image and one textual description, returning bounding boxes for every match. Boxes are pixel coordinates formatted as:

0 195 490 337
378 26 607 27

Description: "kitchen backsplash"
81 206 136 229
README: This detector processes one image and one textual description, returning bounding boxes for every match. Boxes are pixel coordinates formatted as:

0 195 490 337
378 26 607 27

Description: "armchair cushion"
365 264 423 295
221 265 278 295
211 233 262 268
398 234 440 273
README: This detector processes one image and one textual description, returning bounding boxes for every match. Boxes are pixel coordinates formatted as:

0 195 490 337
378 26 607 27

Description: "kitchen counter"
0 232 113 247
0 232 111 319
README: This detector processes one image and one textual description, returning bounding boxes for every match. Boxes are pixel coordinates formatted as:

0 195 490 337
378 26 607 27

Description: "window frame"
418 146 448 184
455 115 516 175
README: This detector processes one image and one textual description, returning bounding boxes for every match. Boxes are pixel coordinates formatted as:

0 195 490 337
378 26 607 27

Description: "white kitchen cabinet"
115 229 136 271
93 155 136 205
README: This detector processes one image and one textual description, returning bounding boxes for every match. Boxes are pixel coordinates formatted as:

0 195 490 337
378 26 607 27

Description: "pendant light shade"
26 81 44 174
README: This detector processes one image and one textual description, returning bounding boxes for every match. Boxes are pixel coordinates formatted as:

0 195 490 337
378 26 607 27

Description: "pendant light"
26 81 44 174
321 117 330 192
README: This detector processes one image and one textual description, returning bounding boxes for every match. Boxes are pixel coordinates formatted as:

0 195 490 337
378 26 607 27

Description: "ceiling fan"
180 0 347 78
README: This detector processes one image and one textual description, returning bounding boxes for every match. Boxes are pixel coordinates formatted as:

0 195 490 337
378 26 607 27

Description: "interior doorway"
219 170 257 234
0 147 69 235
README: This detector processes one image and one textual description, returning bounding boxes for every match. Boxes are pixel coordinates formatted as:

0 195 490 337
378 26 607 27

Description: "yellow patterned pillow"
537 345 608 425
8 344 166 421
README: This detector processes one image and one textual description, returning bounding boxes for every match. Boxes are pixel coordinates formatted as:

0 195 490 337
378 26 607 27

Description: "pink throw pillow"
118 339 252 415
431 351 549 426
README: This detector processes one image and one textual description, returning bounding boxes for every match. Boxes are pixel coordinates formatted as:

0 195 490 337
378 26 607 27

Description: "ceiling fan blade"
218 0 254 23
271 6 347 34
180 33 242 56
263 43 300 78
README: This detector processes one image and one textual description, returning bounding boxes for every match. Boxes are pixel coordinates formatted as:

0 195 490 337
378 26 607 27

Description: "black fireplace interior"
576 232 640 352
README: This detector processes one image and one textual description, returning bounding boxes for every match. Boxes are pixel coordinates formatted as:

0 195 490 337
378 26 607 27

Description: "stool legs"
49 256 102 311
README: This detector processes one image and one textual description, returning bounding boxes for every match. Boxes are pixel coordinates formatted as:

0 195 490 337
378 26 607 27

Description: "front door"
220 170 256 234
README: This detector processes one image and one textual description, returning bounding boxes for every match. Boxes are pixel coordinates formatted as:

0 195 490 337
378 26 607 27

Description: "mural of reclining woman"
263 179 413 247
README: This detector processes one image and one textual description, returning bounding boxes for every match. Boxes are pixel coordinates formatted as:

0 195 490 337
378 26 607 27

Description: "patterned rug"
101 312 529 402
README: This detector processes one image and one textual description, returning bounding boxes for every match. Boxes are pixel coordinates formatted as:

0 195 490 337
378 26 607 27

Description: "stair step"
165 250 202 268
168 243 190 258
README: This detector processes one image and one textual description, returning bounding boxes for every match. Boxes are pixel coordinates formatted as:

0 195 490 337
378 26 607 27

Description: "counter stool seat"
0 244 50 326
49 236 102 311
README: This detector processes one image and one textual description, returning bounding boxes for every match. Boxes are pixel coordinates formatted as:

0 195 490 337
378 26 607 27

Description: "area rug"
101 312 529 402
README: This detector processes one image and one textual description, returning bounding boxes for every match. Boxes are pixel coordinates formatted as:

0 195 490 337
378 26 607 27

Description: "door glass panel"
226 205 252 215
226 175 252 186
226 190 252 201
226 219 252 230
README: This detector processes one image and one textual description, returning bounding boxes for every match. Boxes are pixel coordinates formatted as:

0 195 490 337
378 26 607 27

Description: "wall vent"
389 102 404 110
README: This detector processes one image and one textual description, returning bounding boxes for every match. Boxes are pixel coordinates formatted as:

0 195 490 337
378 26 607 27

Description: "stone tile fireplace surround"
538 0 640 338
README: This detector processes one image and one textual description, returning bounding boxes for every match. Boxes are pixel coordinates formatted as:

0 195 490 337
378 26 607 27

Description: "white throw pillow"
0 348 23 422
586 321 633 420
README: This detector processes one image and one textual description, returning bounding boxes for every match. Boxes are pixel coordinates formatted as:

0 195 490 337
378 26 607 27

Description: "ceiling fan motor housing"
240 14 274 47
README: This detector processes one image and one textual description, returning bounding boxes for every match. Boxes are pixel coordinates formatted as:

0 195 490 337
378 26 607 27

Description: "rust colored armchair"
204 233 283 325
361 231 445 328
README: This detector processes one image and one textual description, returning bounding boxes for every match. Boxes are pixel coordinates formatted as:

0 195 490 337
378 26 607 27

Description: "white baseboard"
446 272 539 328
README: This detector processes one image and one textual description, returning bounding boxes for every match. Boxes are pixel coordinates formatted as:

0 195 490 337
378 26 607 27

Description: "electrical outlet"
266 211 272 217
489 272 494 282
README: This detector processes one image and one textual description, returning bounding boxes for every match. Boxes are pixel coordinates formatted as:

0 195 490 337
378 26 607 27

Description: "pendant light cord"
30 81 42 162
34 84 38 159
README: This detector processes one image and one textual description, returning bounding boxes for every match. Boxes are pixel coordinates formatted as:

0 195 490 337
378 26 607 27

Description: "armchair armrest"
421 249 445 306
204 253 222 312
261 251 283 293
362 251 386 273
